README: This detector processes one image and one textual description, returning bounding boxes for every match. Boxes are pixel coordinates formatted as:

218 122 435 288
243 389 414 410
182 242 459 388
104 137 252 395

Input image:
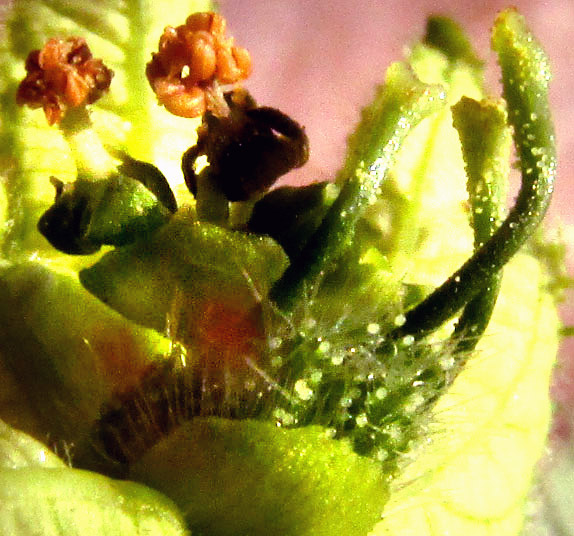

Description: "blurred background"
220 0 574 444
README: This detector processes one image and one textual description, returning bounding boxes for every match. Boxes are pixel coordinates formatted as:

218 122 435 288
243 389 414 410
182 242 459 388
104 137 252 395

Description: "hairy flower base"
0 247 558 536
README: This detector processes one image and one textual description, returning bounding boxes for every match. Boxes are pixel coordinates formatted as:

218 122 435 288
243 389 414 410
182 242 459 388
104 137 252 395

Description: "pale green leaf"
0 419 189 535
133 419 388 536
371 251 559 535
0 418 65 469
0 466 189 535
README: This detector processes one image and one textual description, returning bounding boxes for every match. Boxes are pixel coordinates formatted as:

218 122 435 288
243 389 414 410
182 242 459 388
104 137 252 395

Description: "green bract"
0 423 189 536
0 3 562 535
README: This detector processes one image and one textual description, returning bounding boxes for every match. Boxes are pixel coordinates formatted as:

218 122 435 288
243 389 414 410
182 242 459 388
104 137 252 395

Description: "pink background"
220 0 574 438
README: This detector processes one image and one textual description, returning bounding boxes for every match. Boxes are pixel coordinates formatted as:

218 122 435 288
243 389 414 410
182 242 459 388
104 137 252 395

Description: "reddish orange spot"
89 326 156 395
195 299 264 372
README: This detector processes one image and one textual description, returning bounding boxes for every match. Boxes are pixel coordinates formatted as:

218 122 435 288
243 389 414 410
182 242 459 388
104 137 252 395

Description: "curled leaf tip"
16 37 114 126
391 7 556 341
146 12 252 119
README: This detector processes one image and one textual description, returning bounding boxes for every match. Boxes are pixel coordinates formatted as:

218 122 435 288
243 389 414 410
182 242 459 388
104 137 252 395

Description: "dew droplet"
339 397 353 408
294 379 313 401
349 387 362 399
331 353 344 366
324 428 337 439
383 423 402 442
269 337 282 350
367 322 381 335
356 413 369 427
310 369 323 383
376 448 389 461
401 335 415 346
302 317 317 330
273 408 295 426
394 314 406 327
403 393 425 414
375 387 388 400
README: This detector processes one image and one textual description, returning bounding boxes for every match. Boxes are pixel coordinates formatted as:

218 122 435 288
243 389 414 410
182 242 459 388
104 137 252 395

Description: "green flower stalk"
0 3 563 535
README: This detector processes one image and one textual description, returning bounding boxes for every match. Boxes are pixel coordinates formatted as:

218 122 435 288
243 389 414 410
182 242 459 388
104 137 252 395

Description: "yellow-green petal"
371 251 558 535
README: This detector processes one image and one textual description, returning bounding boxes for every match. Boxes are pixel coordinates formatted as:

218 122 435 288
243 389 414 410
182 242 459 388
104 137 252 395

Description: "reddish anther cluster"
146 12 252 118
16 37 113 125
